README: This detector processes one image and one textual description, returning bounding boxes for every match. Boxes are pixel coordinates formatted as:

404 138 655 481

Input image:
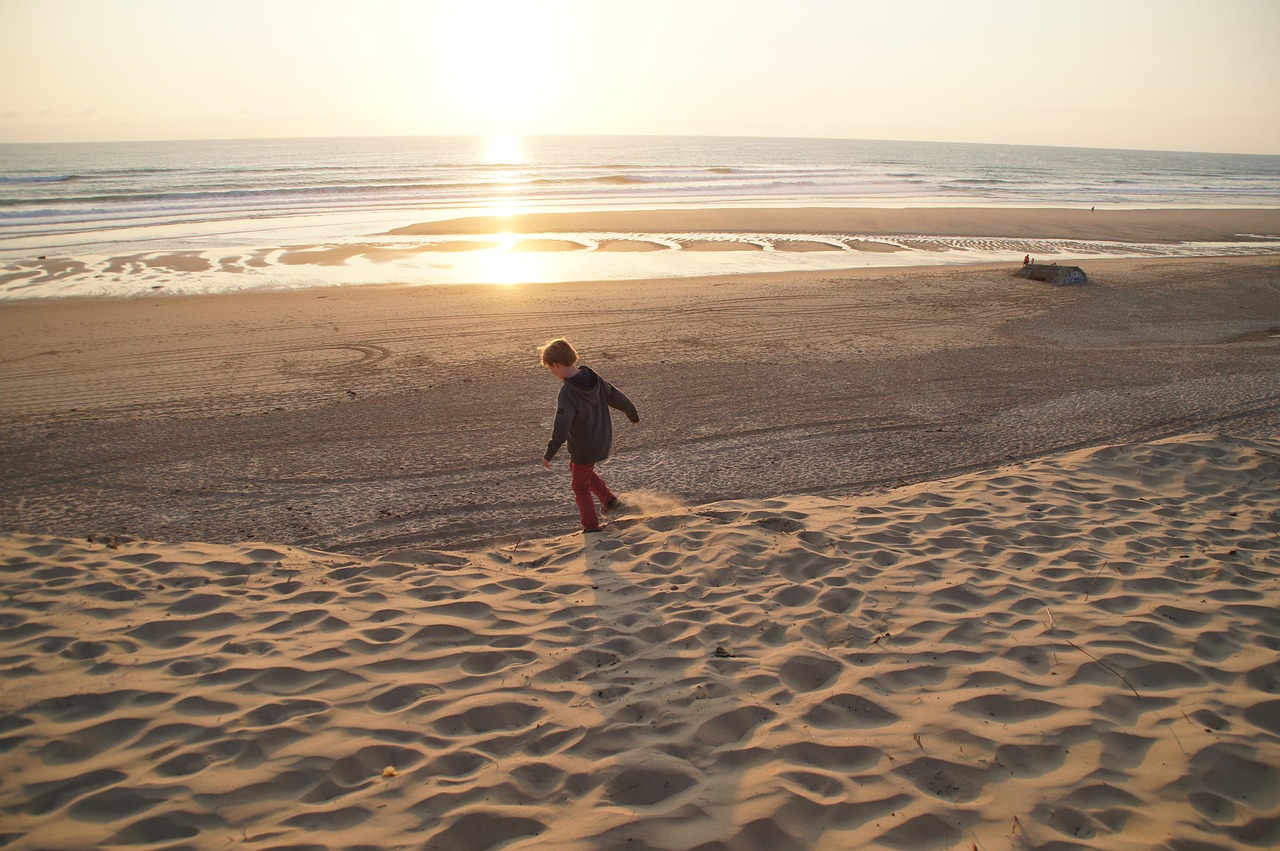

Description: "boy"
539 338 640 534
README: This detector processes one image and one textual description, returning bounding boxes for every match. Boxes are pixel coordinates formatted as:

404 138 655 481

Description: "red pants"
570 462 615 531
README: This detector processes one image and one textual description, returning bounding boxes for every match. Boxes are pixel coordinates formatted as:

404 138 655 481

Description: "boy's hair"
539 338 578 367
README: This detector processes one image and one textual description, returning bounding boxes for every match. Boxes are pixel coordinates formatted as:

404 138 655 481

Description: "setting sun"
481 134 524 165
442 2 557 133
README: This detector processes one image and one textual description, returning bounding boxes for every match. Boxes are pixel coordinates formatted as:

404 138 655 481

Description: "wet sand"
389 206 1280 243
0 254 1276 552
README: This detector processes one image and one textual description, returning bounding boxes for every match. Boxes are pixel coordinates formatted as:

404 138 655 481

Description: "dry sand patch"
0 433 1276 848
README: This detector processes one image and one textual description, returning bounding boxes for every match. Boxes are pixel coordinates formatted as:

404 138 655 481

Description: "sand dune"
2 432 1277 849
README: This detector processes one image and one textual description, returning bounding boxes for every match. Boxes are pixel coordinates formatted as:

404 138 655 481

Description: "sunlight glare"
445 3 556 133
486 202 522 218
482 134 524 165
480 232 537 285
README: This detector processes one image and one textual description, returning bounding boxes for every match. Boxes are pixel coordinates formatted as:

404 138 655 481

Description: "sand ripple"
1 433 1277 848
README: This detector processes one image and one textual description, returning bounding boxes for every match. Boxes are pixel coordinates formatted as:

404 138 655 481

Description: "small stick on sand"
1164 714 1191 755
1084 561 1109 601
1045 605 1142 696
1064 638 1142 698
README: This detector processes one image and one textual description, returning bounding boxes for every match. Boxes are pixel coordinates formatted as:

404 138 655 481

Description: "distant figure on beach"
539 338 640 534
1023 254 1030 265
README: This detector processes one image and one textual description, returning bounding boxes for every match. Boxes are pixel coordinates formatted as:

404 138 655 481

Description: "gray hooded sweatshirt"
544 366 640 465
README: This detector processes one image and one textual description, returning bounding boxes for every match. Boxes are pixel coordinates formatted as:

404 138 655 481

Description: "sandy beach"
1 433 1277 849
388 206 1280 244
1 207 1278 848
1 247 1277 553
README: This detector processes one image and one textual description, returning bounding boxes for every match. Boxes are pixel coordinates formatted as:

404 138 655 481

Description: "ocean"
3 135 1280 298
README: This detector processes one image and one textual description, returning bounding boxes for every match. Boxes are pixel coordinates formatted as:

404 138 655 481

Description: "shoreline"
390 205 1280 243
3 206 1280 300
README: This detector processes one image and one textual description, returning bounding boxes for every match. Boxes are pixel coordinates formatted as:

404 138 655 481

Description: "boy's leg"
586 467 616 507
569 462 602 530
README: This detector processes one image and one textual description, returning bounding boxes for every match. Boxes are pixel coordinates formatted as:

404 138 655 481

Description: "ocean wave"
2 136 1278 242
0 170 846 210
0 180 518 209
531 175 647 186
0 175 78 184
82 167 181 177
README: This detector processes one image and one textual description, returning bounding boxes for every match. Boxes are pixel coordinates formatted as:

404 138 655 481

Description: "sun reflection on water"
481 134 524 165
477 231 538 285
480 136 526 227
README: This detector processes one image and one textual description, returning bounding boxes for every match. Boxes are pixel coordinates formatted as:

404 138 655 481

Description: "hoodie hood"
564 365 601 397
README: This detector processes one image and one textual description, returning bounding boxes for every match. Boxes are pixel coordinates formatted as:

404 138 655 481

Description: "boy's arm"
543 392 575 463
604 382 640 423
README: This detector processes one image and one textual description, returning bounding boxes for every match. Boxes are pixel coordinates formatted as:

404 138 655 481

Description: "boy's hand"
541 457 552 470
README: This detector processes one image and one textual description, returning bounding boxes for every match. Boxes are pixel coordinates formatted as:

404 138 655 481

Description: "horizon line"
1 132 1277 160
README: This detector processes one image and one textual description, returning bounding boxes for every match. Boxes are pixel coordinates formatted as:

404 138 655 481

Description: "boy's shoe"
601 497 622 515
583 523 608 535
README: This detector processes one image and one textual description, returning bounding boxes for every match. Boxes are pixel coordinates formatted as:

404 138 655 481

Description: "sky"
1 0 1278 154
